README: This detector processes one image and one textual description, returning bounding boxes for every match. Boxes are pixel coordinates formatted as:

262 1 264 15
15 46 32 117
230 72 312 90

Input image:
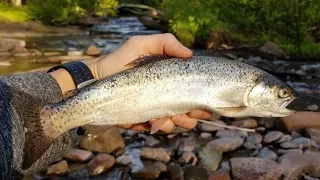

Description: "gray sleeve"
0 73 74 179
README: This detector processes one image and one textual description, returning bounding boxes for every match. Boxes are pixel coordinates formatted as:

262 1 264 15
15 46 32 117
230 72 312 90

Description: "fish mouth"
274 96 297 117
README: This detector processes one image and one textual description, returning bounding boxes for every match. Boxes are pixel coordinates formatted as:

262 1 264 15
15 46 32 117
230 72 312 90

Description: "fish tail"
10 88 61 169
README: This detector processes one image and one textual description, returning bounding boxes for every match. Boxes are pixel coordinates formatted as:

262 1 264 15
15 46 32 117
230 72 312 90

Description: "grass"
0 3 30 23
276 39 320 57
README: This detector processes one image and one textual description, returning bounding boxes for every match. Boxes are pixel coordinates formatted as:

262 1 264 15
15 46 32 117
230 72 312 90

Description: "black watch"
47 61 97 89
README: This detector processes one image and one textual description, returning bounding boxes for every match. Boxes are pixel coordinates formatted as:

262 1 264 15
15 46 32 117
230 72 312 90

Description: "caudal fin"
10 88 60 169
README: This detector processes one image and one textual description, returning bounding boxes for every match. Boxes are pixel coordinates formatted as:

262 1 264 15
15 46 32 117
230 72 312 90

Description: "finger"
171 114 198 129
187 110 212 119
145 33 193 58
149 117 176 133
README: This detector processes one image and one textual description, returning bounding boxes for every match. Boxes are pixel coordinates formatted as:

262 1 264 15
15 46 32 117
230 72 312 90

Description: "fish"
21 55 297 169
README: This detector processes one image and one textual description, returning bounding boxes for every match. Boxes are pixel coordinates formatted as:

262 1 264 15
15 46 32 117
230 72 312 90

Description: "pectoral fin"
150 117 171 134
213 107 250 117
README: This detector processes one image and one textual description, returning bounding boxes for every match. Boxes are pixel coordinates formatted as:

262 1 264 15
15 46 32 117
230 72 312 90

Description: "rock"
259 41 286 58
0 38 25 51
255 127 266 132
179 151 198 165
115 155 131 165
12 45 28 53
276 135 292 143
29 49 42 56
219 160 231 173
208 136 244 152
167 134 177 139
0 61 12 67
243 142 256 150
68 50 83 56
306 128 320 145
43 52 63 56
304 150 320 177
125 129 138 136
280 112 320 132
230 157 282 180
196 120 226 132
278 149 303 155
64 148 93 162
183 166 209 180
46 160 69 175
209 171 232 180
86 45 101 56
200 132 212 139
256 143 263 149
199 143 222 171
231 118 258 128
145 136 160 147
291 131 302 138
216 129 247 138
247 132 263 144
263 131 283 143
131 162 167 179
307 104 319 111
87 153 115 175
257 117 277 129
257 147 277 161
178 132 202 152
292 137 317 148
79 127 125 153
281 142 303 149
167 163 184 180
140 147 170 163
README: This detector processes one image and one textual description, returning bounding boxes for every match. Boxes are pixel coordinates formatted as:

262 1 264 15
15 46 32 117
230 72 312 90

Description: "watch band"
48 61 96 89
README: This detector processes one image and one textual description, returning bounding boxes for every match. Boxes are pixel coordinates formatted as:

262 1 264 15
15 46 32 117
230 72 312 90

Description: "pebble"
307 104 319 111
292 137 317 148
208 136 244 152
306 128 320 145
179 151 198 165
140 147 170 163
79 127 125 153
200 132 213 139
219 160 231 173
230 157 282 180
231 118 258 128
280 142 303 149
256 143 262 149
64 148 93 162
199 143 222 171
209 171 231 180
257 147 277 161
115 155 131 165
275 134 292 143
263 131 283 143
68 50 83 56
196 120 226 132
87 153 115 175
243 142 256 150
167 163 184 180
216 129 247 138
254 127 266 132
183 166 209 180
126 129 138 136
246 132 262 144
46 160 69 175
145 136 160 147
291 131 302 138
86 45 101 56
278 149 303 155
131 161 167 179
257 117 277 129
167 134 177 139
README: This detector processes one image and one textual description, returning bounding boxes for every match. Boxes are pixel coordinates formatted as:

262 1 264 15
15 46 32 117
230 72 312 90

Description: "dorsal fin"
125 54 172 67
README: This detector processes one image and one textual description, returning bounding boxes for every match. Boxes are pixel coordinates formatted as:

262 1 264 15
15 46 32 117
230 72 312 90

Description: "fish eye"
278 88 291 98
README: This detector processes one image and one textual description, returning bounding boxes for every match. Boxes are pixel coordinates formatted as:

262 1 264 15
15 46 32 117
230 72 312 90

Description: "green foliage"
27 0 118 26
0 2 29 23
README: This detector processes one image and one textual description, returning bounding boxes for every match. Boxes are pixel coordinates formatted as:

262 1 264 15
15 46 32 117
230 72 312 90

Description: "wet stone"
199 142 223 171
209 171 232 180
230 157 282 180
145 136 160 147
46 160 69 176
257 147 277 161
231 118 258 128
263 131 283 143
292 137 317 148
167 163 184 180
276 135 292 143
183 165 209 180
278 149 303 155
116 155 131 166
179 151 198 165
208 136 244 152
219 160 231 173
257 117 277 129
243 142 256 150
306 128 320 146
256 143 262 149
87 153 115 176
131 161 167 179
63 148 93 162
140 147 170 163
200 132 212 139
216 129 247 138
196 120 226 132
280 142 303 149
246 132 262 144
307 104 319 111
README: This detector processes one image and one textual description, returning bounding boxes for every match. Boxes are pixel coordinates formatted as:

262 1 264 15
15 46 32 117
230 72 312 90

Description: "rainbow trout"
22 55 297 168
